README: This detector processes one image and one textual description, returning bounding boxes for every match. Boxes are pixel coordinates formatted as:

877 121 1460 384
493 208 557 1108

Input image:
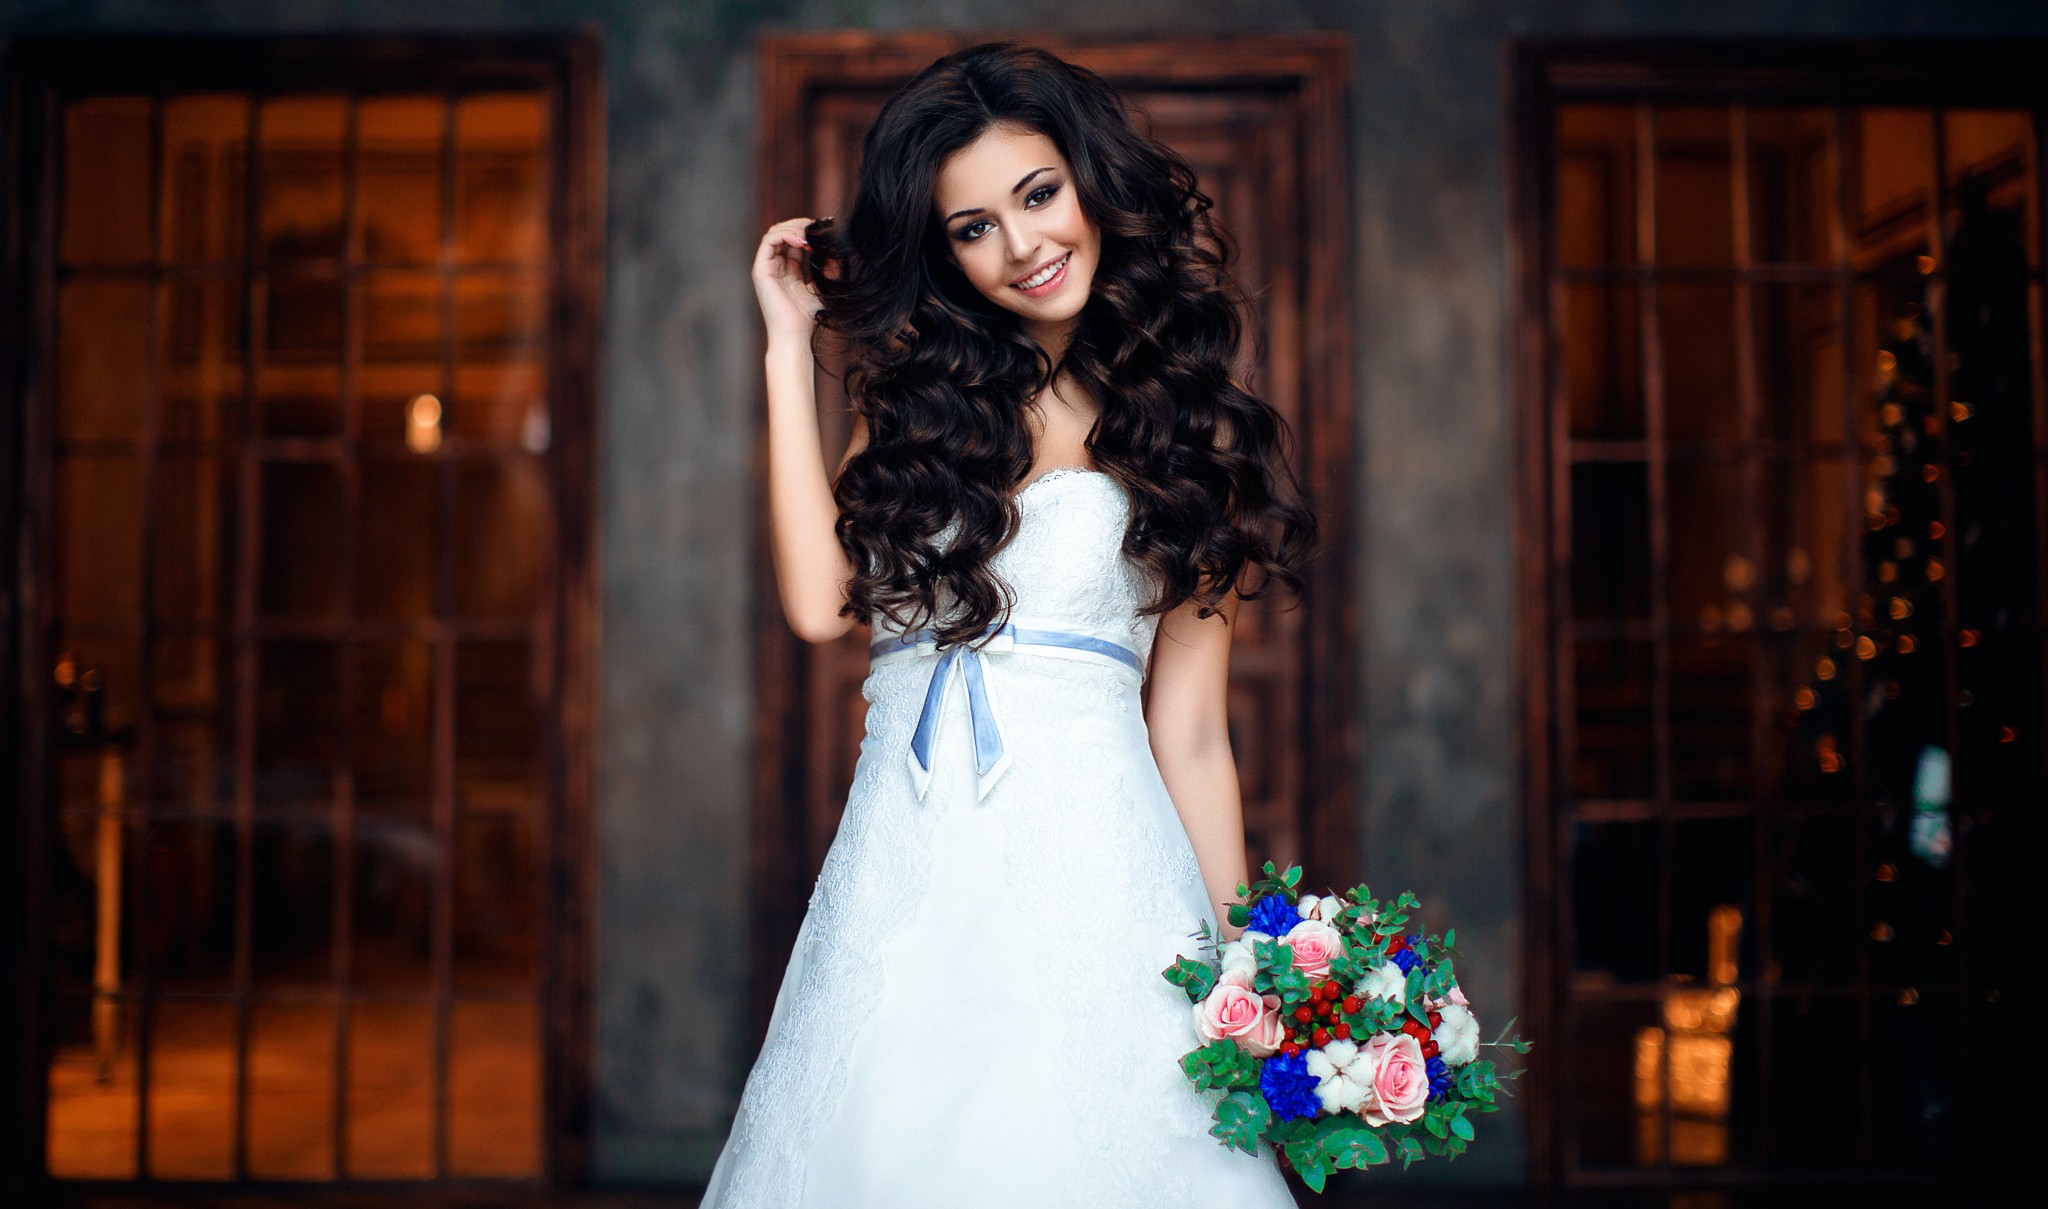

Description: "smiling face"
932 122 1100 353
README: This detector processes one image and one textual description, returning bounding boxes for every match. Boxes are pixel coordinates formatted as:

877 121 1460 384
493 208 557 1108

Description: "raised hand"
752 216 826 347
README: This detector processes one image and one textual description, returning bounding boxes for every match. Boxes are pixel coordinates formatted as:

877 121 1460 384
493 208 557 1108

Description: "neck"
1025 315 1077 363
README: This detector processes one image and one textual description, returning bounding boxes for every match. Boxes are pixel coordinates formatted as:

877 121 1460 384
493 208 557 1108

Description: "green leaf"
1210 1090 1272 1155
1323 1124 1390 1169
1228 904 1249 927
1181 1040 1262 1091
1423 1108 1448 1138
1283 1131 1331 1190
1397 1135 1425 1168
1405 967 1430 1024
1442 927 1456 950
1162 956 1219 1004
1450 1113 1476 1141
1282 865 1302 888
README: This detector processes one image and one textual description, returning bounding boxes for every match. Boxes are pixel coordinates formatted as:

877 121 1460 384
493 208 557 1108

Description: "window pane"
256 640 341 812
258 96 345 261
142 818 237 992
1573 638 1654 801
1561 281 1643 441
146 1000 236 1179
155 455 230 623
1557 105 1638 269
358 96 445 266
258 460 343 618
161 94 250 266
455 461 544 619
63 97 154 266
251 820 335 986
246 1001 336 1178
163 277 247 442
455 812 540 991
58 279 152 442
1655 106 1735 268
1570 822 1659 981
1660 283 1741 443
447 998 539 1175
47 992 138 1178
458 640 539 812
455 93 548 264
1570 462 1650 621
1747 107 1834 266
353 815 435 992
362 270 442 364
347 1001 434 1176
57 453 144 624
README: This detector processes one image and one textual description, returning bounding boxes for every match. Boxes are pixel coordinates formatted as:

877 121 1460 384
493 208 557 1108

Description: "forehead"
932 124 1065 214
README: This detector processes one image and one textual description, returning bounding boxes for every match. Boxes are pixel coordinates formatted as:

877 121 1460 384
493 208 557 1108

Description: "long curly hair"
803 40 1318 649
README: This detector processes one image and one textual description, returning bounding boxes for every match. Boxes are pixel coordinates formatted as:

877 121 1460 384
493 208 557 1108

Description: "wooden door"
752 33 1354 1039
0 34 602 1189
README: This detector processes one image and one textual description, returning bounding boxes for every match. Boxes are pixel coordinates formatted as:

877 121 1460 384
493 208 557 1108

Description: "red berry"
1387 935 1407 954
1428 1011 1442 1028
1423 1040 1440 1059
1312 1027 1331 1047
1295 1005 1314 1023
1334 1023 1352 1040
1282 1041 1301 1056
1341 997 1362 1013
1316 1002 1333 1019
1401 1018 1428 1040
1323 981 1343 1000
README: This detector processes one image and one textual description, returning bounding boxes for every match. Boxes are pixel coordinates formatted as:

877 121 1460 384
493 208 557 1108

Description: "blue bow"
906 641 1013 801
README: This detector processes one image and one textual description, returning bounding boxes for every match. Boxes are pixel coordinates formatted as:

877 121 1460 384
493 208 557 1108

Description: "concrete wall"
4 0 2042 1189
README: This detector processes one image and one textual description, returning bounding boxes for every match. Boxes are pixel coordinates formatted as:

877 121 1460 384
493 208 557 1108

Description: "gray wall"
4 0 2042 1190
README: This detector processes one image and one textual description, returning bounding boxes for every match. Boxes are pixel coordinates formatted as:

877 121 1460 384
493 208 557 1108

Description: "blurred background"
0 3 2041 1206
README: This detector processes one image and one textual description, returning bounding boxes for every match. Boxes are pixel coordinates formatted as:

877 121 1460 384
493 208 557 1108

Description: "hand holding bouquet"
1162 863 1529 1192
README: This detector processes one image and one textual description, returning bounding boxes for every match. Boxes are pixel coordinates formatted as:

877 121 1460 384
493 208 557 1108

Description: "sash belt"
869 621 1145 802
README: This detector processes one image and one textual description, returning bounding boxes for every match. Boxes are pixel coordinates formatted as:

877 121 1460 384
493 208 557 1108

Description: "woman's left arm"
1145 591 1250 940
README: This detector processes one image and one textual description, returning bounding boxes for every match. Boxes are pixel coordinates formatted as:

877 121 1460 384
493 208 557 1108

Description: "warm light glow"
406 392 443 454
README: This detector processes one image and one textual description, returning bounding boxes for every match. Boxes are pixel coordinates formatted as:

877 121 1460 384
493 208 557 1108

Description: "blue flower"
1391 945 1422 973
1259 1050 1324 1122
1246 894 1298 940
1426 1055 1452 1100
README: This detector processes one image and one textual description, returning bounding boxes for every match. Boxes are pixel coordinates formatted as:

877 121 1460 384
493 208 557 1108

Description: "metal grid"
1529 73 2045 1182
40 86 557 1182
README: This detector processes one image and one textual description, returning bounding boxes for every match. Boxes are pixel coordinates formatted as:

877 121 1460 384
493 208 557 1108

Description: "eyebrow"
943 166 1057 224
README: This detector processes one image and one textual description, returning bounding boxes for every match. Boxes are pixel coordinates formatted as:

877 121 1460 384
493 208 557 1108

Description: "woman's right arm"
754 217 863 644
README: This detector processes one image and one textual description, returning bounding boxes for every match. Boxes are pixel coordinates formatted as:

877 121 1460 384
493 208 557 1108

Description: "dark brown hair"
803 40 1318 648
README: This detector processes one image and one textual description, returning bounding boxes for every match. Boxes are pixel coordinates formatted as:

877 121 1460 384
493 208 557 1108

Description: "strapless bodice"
870 467 1161 675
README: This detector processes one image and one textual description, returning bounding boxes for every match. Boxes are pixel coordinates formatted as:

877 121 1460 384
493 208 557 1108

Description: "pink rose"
1193 973 1285 1057
1362 1033 1429 1126
1282 919 1346 979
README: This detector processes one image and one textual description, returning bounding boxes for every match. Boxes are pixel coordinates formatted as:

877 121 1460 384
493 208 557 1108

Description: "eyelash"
953 183 1059 242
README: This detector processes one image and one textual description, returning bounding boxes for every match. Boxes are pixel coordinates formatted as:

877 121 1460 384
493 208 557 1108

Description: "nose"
1004 220 1037 265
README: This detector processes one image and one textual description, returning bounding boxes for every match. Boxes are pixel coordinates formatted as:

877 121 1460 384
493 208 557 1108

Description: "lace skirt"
699 650 1298 1208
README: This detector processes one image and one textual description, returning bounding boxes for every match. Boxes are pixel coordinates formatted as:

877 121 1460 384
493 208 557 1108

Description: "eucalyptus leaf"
1210 1090 1272 1155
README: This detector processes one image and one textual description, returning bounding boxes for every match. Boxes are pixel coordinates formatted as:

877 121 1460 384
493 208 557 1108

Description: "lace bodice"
871 466 1162 670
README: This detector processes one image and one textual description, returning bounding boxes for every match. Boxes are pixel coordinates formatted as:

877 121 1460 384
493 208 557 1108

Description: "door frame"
1509 36 2048 1187
0 32 605 1192
750 31 1357 1042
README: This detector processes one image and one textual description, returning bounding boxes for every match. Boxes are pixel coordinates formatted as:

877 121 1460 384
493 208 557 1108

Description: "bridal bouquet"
1162 863 1528 1191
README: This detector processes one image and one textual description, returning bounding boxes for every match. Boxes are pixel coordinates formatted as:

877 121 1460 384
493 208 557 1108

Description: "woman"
705 41 1317 1207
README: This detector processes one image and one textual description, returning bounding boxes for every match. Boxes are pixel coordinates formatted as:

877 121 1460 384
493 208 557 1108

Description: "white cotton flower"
1435 1002 1480 1066
1218 938 1259 982
1296 893 1345 922
1360 960 1409 1002
1304 1038 1377 1115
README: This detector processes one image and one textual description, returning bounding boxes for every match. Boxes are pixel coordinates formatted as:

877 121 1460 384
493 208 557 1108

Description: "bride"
704 41 1319 1207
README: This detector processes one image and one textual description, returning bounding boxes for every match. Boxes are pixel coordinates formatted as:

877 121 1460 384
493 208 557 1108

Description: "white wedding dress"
700 467 1296 1208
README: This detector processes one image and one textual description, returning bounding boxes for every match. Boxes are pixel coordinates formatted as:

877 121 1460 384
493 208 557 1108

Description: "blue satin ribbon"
871 621 1144 802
